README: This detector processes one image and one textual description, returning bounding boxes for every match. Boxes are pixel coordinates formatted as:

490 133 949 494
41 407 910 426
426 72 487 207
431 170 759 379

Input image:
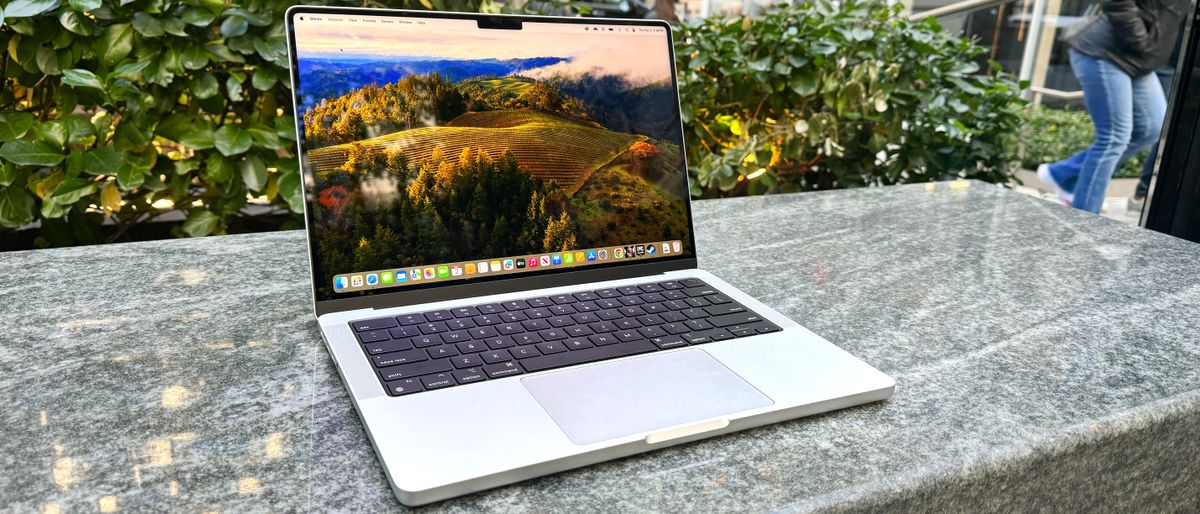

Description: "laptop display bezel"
284 6 699 316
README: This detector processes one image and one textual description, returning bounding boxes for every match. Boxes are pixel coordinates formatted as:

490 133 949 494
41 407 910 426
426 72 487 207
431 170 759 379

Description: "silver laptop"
285 7 894 506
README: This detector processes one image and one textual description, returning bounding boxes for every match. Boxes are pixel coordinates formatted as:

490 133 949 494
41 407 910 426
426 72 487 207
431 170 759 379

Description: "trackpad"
522 349 774 445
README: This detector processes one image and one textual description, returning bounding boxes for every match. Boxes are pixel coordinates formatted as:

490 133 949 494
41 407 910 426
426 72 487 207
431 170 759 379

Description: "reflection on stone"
170 480 180 496
98 494 119 512
42 503 61 514
162 386 189 408
238 477 262 494
145 439 172 467
51 457 75 491
39 411 47 428
265 432 288 459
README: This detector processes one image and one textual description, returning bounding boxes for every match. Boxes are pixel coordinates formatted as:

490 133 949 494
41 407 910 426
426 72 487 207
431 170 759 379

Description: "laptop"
284 7 894 506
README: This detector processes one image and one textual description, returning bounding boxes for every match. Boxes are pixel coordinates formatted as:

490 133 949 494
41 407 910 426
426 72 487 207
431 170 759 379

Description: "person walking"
1128 35 1183 213
1038 0 1189 214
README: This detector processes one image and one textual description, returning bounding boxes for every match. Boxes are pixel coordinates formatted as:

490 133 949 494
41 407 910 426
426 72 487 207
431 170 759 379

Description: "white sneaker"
1037 164 1073 205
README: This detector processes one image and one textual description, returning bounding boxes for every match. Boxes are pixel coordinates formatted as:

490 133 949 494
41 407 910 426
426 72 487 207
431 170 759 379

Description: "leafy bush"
675 0 1027 196
1021 106 1144 179
0 0 503 246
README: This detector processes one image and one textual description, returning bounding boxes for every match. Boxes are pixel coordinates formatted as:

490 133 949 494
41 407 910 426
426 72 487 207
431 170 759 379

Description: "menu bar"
333 241 684 292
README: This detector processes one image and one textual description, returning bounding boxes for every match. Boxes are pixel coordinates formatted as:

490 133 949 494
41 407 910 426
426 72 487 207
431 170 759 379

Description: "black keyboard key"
551 294 575 305
684 297 711 308
363 339 414 355
638 283 664 293
597 309 623 321
456 340 489 353
372 349 428 368
378 358 452 381
565 338 594 350
548 304 576 316
685 286 718 297
662 290 688 300
452 306 480 318
573 291 599 301
356 330 391 344
496 323 524 335
640 292 665 303
445 318 475 330
498 311 527 322
525 307 552 319
614 330 642 342
548 316 575 328
680 308 708 320
482 350 512 364
615 318 642 330
705 328 735 341
684 319 714 331
682 332 711 344
659 311 687 323
527 297 554 307
658 280 684 290
419 322 448 334
453 368 487 384
574 301 599 312
469 326 499 339
539 328 568 341
638 326 667 338
384 378 423 396
412 334 443 347
756 324 781 334
536 341 568 354
484 337 515 349
596 288 621 298
597 298 623 309
650 335 687 349
637 314 665 326
503 300 531 311
474 314 502 325
727 324 759 337
511 345 541 359
620 306 647 317
619 296 645 306
565 325 593 337
662 322 690 334
353 318 398 331
484 361 524 378
572 312 599 324
589 321 617 333
442 330 470 343
398 313 426 325
420 373 456 390
424 310 453 321
521 340 657 373
427 345 459 359
617 286 641 295
704 303 747 316
707 293 733 305
679 278 705 287
709 312 766 327
452 354 483 368
512 333 542 345
522 319 550 331
663 299 689 309
478 303 505 314
389 326 421 338
589 333 619 346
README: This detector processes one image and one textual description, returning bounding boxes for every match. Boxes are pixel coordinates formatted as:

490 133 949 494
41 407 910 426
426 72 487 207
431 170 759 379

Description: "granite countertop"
2 181 1199 512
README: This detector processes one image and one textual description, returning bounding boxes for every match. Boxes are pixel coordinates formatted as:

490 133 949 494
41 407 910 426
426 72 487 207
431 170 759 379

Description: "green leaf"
182 209 219 237
277 169 303 213
239 155 267 191
67 0 100 11
83 147 124 175
36 47 61 75
113 59 152 80
4 0 60 18
225 76 244 102
61 68 104 90
39 120 69 148
132 13 164 37
250 67 276 91
789 71 818 96
190 72 219 99
0 140 64 166
214 125 251 156
95 23 134 66
0 112 36 140
179 126 214 150
58 10 93 35
248 127 284 149
220 15 248 37
203 153 232 183
116 164 145 189
48 177 96 204
181 45 208 70
0 186 36 228
182 7 215 27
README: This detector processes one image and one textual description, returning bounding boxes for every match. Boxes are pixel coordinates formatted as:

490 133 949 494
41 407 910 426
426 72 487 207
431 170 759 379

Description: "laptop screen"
290 12 693 301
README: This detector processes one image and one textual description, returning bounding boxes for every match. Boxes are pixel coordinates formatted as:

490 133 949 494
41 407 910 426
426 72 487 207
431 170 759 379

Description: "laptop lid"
285 8 697 316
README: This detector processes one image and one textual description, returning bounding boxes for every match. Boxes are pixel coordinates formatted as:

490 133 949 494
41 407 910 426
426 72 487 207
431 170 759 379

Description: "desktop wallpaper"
293 18 692 297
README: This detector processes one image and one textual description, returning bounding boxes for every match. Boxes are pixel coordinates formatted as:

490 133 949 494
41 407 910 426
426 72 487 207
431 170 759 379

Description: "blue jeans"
1047 50 1167 213
1135 65 1176 198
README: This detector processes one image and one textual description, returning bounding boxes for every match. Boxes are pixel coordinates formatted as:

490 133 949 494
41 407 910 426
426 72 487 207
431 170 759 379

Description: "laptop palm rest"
522 349 774 445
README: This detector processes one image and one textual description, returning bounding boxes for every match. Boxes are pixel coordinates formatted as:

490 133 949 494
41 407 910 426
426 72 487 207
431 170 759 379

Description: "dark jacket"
1070 0 1189 77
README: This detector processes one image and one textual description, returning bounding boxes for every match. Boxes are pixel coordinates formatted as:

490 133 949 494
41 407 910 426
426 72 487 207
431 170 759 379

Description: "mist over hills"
297 57 569 109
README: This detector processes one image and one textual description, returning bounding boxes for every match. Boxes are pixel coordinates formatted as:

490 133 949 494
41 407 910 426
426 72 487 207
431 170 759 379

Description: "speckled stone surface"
2 181 1199 513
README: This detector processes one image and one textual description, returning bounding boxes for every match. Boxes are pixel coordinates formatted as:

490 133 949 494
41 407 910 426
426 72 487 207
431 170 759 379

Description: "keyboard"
347 278 781 397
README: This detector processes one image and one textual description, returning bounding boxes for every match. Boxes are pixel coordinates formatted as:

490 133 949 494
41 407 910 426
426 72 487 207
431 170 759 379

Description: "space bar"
520 340 658 373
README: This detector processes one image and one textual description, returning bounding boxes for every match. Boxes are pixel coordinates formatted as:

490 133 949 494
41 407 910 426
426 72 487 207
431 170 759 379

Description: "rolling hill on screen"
306 109 656 193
